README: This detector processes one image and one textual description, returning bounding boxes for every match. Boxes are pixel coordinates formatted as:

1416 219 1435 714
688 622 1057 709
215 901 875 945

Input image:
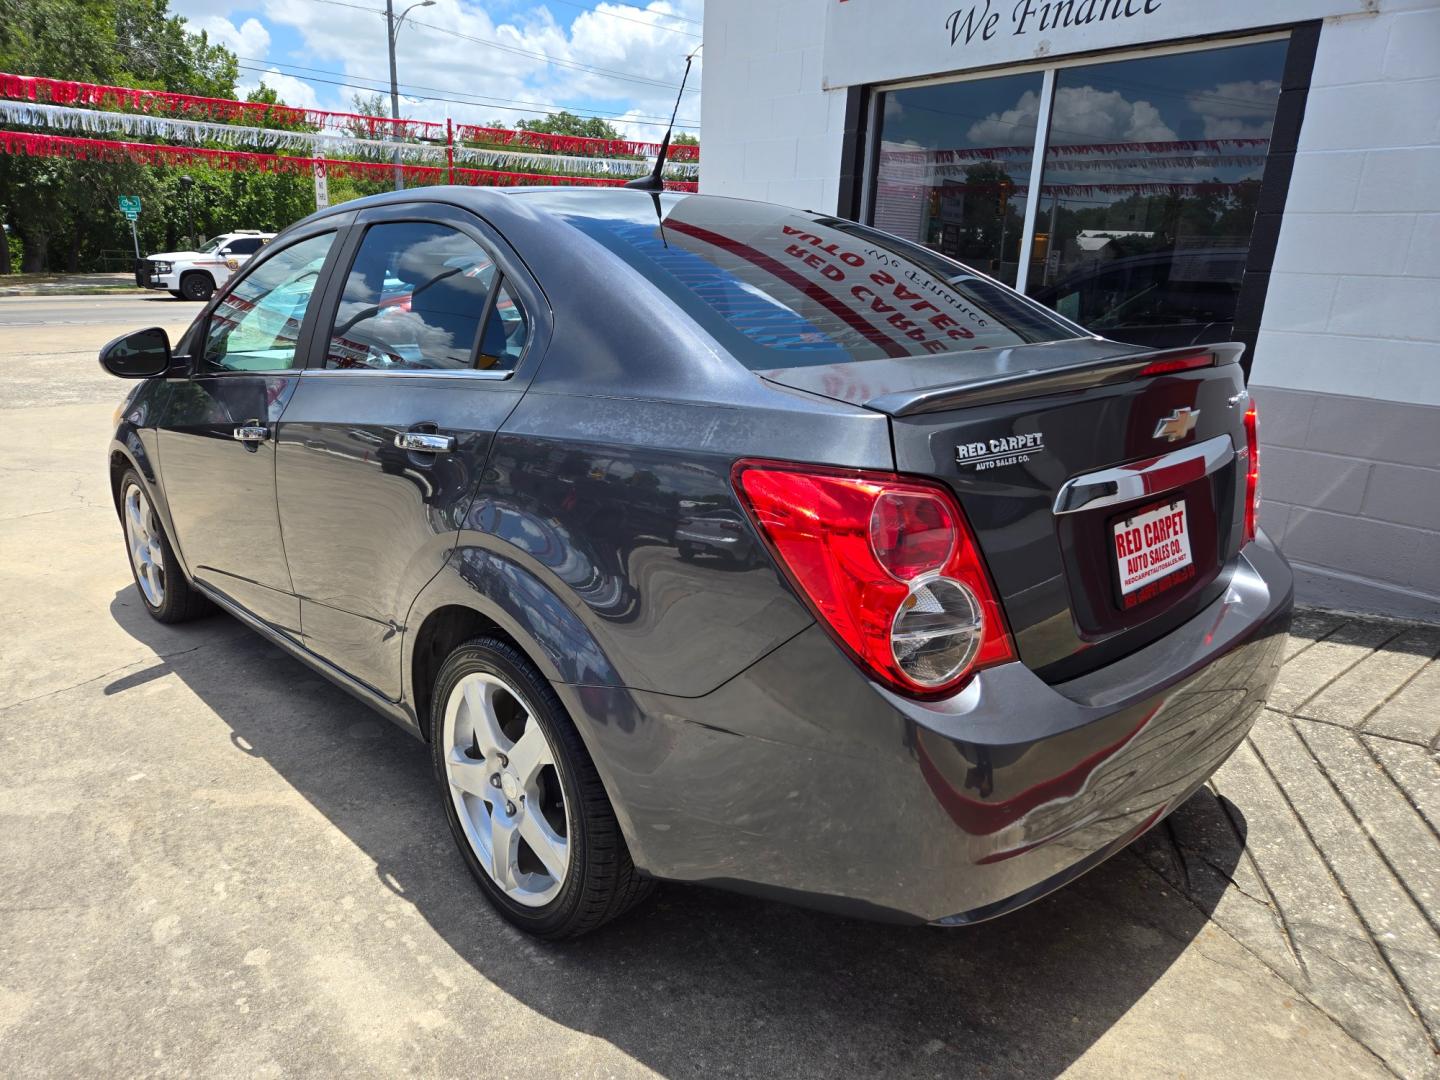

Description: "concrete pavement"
0 295 1435 1078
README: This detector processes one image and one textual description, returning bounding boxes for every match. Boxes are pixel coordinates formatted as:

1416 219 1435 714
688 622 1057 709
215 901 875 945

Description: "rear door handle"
395 431 456 454
233 423 269 443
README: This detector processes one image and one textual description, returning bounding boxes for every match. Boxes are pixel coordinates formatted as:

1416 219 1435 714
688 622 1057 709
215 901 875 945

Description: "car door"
155 219 348 636
275 202 546 699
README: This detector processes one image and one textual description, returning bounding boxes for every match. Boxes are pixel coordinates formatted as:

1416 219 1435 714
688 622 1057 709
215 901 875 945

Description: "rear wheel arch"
410 604 518 742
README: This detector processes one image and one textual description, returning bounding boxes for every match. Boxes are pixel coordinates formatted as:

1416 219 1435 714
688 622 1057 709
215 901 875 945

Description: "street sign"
313 164 329 211
123 210 138 221
118 195 141 214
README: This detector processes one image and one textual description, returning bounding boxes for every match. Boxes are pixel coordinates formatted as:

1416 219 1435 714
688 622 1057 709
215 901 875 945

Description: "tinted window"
1022 41 1286 340
549 194 1081 370
874 72 1043 288
227 237 265 255
477 280 527 370
325 221 518 371
202 232 334 372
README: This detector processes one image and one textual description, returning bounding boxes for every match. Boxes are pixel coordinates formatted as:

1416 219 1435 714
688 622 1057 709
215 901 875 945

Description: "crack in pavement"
0 637 243 713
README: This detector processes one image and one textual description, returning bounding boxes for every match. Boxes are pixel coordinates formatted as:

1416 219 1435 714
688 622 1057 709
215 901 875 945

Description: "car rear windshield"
546 194 1086 370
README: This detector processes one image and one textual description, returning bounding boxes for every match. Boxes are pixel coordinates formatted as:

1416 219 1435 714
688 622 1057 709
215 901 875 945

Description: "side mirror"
99 327 172 379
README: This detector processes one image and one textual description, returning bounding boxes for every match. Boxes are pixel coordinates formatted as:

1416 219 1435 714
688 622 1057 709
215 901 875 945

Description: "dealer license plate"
1113 499 1193 607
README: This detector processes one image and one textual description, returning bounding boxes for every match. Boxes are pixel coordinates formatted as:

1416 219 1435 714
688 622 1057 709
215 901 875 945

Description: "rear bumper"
565 531 1293 924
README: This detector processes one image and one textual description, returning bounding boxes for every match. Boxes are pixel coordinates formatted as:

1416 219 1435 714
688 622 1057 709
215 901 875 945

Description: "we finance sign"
822 0 1366 89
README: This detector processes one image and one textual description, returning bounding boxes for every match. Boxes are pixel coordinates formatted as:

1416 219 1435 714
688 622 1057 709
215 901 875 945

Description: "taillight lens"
1242 401 1260 543
732 460 1015 697
1139 352 1212 377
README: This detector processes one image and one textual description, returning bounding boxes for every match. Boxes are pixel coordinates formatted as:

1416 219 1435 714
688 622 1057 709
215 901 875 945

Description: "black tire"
677 541 696 561
179 271 214 301
167 289 184 299
429 636 653 939
118 470 212 624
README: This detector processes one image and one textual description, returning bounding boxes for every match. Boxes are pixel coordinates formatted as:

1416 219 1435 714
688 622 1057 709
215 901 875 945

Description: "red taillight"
1242 401 1260 544
732 460 1015 697
1139 353 1212 377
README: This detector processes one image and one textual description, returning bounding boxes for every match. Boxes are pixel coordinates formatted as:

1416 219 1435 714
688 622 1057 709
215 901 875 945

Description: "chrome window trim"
299 367 514 381
1053 434 1234 516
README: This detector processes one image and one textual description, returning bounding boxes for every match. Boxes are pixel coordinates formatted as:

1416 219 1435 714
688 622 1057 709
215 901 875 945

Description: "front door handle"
395 431 456 454
233 423 269 443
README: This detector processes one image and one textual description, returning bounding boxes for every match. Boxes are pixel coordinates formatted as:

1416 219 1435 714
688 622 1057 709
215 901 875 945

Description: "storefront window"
1024 41 1287 347
867 38 1290 350
873 72 1042 287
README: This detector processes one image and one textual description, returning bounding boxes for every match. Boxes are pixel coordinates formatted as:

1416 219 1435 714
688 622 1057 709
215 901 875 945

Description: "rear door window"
325 221 526 372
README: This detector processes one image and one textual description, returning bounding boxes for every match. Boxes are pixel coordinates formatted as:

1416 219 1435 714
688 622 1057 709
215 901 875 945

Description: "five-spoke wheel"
430 637 653 938
117 469 211 623
123 481 166 608
443 672 570 906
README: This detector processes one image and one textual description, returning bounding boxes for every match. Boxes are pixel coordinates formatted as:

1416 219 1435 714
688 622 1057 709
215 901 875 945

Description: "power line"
235 59 700 129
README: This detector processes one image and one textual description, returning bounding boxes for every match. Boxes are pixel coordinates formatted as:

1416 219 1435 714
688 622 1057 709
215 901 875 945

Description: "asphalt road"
0 292 200 329
0 294 1428 1078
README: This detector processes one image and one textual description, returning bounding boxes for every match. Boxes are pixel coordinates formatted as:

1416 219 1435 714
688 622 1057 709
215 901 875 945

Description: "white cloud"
191 15 271 60
1188 79 1280 140
179 0 707 138
967 85 1177 147
236 69 323 111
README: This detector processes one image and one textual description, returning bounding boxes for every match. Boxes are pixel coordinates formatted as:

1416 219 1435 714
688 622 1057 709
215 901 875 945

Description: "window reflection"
868 39 1289 350
1024 41 1286 347
203 232 334 372
873 72 1042 287
326 222 503 371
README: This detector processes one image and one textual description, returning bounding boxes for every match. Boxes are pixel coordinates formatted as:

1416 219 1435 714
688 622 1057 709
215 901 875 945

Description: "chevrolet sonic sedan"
101 187 1293 939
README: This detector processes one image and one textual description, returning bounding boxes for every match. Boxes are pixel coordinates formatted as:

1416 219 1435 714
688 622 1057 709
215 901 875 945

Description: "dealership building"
700 0 1440 621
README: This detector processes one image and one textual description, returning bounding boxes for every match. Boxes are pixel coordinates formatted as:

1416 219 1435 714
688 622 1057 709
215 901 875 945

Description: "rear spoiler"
864 343 1246 418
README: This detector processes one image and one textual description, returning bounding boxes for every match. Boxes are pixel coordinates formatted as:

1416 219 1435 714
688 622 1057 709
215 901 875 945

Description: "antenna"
625 46 698 193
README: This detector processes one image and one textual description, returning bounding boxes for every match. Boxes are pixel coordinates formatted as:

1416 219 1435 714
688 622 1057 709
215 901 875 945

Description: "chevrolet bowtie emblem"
1153 407 1200 443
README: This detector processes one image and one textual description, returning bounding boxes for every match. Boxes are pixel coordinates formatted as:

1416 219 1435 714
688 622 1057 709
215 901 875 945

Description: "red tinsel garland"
0 73 701 162
0 130 699 191
455 122 699 162
0 72 444 140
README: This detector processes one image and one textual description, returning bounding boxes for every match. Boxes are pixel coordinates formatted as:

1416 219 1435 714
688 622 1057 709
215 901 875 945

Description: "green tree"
672 132 698 146
516 110 622 141
0 0 242 270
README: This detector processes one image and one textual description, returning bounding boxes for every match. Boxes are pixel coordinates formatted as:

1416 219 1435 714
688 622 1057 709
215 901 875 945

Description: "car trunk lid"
760 342 1251 681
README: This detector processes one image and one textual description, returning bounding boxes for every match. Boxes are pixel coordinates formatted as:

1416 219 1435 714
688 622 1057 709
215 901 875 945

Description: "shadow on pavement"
109 588 1245 1078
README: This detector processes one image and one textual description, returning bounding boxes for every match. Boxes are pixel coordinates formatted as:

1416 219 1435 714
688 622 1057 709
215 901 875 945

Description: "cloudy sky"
171 0 703 139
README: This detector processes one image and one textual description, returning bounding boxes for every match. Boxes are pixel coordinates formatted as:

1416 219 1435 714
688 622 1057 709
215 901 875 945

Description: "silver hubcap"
123 483 166 608
442 672 570 907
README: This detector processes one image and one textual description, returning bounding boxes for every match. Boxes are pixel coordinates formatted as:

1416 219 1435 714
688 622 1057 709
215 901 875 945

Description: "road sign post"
313 164 329 211
118 196 142 261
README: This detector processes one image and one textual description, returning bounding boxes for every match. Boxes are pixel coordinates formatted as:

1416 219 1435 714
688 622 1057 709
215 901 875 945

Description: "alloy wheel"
123 482 166 608
442 672 570 906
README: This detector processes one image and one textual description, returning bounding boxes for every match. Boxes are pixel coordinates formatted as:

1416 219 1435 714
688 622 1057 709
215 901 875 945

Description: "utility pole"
386 0 434 192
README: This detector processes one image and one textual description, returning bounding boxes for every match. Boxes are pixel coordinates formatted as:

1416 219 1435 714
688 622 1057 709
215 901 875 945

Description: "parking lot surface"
1 294 1436 1078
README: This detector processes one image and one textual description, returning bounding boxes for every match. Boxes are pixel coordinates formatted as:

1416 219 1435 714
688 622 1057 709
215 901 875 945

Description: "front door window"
202 232 335 372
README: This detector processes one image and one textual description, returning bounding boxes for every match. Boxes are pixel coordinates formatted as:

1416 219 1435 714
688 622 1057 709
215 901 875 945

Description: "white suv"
140 231 275 301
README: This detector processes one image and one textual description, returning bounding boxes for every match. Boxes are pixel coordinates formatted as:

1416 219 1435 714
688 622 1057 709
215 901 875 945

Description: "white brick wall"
700 0 848 212
1249 5 1440 619
1252 4 1440 407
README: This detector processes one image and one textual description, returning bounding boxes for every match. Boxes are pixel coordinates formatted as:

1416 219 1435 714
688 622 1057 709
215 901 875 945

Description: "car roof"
296 185 792 239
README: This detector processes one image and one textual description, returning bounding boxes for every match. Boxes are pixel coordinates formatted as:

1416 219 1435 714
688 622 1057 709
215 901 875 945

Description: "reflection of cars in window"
1033 248 1247 349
